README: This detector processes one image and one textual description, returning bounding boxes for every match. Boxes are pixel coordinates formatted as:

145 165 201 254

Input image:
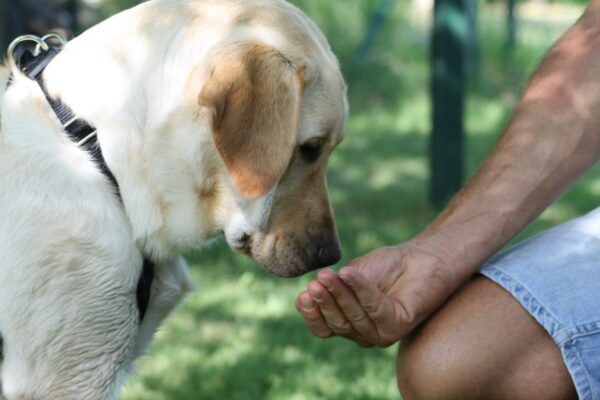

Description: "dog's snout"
308 237 341 270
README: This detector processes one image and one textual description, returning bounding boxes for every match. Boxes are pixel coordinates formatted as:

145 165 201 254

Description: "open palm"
296 243 462 347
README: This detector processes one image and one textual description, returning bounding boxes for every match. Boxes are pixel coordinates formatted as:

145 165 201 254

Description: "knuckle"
346 312 366 324
304 314 323 323
323 284 335 294
295 301 310 314
401 309 417 326
329 320 352 333
362 300 379 314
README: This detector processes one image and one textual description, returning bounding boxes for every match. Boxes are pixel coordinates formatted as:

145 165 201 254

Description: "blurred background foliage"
1 0 596 398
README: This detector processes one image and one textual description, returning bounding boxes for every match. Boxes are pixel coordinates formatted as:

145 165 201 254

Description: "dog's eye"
299 139 324 163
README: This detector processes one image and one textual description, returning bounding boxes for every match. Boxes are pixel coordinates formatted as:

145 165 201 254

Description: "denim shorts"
480 207 600 400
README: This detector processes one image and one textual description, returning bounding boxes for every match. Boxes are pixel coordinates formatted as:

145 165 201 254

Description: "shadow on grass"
132 300 397 400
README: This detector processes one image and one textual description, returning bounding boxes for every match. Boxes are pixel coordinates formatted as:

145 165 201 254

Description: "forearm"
415 6 600 281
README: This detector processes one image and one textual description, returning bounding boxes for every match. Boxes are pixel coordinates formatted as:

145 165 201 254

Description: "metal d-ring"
35 33 67 55
6 34 49 74
40 33 67 46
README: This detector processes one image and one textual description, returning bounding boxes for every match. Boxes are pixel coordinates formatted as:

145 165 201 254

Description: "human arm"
296 2 600 346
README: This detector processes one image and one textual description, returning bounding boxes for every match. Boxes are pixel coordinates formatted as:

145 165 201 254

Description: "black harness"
6 39 155 326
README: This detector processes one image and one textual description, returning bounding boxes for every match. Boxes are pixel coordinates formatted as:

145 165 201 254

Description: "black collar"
8 41 154 323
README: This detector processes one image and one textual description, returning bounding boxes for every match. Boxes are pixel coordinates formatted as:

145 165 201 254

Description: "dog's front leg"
0 247 142 400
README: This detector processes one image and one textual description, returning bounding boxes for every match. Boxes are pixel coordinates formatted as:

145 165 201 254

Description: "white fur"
0 0 346 398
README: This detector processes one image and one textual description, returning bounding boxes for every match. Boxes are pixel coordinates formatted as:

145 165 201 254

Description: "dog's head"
195 4 347 277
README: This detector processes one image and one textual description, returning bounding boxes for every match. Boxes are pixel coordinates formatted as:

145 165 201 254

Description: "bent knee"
395 277 576 400
396 331 470 400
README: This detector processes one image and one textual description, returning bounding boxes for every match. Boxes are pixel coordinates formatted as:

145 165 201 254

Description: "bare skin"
296 1 600 398
397 277 576 400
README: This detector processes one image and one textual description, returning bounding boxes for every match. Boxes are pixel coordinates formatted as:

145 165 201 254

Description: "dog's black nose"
308 238 341 270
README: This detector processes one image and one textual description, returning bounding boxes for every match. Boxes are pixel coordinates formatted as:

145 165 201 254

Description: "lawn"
120 1 592 399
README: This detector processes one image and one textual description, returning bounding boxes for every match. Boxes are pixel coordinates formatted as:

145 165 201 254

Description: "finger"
316 269 380 343
339 267 410 333
307 280 362 340
295 291 334 338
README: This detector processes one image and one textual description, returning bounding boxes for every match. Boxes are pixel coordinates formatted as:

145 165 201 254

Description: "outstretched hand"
295 242 463 347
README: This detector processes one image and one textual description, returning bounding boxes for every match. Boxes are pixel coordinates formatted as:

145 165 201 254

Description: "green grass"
120 2 594 399
121 249 399 400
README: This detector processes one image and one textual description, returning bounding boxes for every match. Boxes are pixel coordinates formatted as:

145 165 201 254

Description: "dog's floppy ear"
199 42 303 199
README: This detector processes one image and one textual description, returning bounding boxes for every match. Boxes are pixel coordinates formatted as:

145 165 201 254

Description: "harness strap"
8 39 154 324
137 259 155 323
13 46 121 193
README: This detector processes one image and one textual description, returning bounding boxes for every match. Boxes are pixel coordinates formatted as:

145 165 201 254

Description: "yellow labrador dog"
0 0 346 398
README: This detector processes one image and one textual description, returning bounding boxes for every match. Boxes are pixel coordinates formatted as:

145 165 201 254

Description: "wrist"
411 210 510 281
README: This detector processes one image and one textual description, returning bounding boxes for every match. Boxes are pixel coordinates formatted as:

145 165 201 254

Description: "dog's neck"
33 5 238 261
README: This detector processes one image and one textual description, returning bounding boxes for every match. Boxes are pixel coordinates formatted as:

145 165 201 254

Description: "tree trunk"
465 0 479 77
507 0 517 48
430 0 467 207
